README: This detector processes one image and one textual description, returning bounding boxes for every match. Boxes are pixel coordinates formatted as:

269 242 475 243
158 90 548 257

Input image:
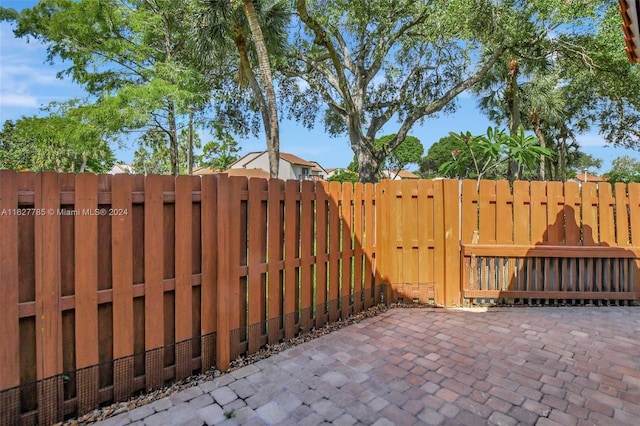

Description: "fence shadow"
221 177 386 367
509 206 640 304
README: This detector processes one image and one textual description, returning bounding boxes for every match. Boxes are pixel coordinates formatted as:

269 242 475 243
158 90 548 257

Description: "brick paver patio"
96 307 640 425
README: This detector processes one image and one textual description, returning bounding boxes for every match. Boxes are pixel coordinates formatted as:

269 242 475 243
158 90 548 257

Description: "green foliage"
349 134 424 178
566 152 602 179
0 116 115 173
327 168 359 183
132 127 202 175
439 126 554 183
0 121 33 171
420 135 472 178
470 2 635 181
198 123 241 170
506 126 554 174
195 0 291 178
132 131 172 176
604 156 640 184
6 0 218 175
377 134 424 178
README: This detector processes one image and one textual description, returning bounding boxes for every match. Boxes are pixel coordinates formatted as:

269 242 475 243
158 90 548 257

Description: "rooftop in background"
619 0 640 63
569 173 608 183
384 170 420 180
222 168 271 179
228 151 327 181
108 163 135 175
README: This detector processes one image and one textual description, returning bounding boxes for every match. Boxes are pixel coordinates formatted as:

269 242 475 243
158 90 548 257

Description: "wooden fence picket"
248 178 268 354
315 182 329 325
300 181 314 332
200 175 218 371
340 182 353 319
363 183 376 306
175 176 194 380
282 180 298 339
0 171 20 426
352 183 364 312
328 182 341 321
267 179 284 344
74 173 100 413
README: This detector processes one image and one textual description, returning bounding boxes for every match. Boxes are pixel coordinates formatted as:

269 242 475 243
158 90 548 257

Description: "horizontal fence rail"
1 172 638 424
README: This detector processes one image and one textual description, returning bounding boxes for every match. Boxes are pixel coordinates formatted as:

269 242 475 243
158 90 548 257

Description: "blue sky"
1 2 638 173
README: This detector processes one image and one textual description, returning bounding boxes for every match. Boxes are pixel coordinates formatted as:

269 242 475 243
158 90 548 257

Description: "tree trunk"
243 0 280 179
161 12 179 176
80 156 88 173
560 126 568 182
506 58 521 181
532 115 546 180
356 146 381 183
188 110 194 175
168 101 179 176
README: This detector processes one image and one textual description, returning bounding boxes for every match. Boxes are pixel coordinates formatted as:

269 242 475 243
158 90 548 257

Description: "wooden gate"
376 179 461 306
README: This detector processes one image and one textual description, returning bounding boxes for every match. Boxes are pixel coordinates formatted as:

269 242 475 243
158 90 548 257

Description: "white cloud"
0 22 84 121
2 63 60 86
295 77 310 91
0 93 38 107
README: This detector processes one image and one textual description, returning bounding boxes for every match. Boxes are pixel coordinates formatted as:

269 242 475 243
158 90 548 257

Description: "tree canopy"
604 156 640 184
1 0 638 180
283 0 605 182
4 0 218 175
0 114 115 173
198 123 241 170
195 0 291 178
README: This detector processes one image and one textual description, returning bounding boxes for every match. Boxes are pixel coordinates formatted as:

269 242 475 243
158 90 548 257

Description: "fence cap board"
461 244 639 258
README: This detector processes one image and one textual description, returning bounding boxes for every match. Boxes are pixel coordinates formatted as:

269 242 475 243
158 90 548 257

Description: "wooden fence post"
74 173 100 414
0 171 20 425
35 172 63 425
216 174 232 371
144 175 165 390
175 176 194 380
442 179 461 307
200 175 218 372
111 174 134 402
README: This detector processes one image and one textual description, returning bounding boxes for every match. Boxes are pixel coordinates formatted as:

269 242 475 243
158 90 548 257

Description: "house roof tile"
221 168 271 179
619 0 640 63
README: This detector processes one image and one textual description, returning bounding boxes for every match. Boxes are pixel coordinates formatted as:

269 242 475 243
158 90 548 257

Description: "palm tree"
195 0 290 178
520 74 565 180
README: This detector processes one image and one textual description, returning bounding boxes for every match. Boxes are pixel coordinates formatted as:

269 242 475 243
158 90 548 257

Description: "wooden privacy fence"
458 180 640 303
0 172 381 425
1 172 639 424
378 179 640 305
